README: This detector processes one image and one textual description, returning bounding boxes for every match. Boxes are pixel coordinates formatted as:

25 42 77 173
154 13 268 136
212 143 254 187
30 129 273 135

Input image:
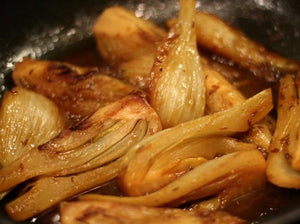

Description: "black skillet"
1 0 300 223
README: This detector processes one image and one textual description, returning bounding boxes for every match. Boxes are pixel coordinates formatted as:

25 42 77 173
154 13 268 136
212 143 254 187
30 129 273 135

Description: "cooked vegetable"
120 136 257 196
12 58 137 121
0 93 162 193
0 87 64 167
6 160 121 221
2 1 300 223
266 74 300 188
149 0 206 128
204 67 273 153
204 67 245 114
119 89 272 196
93 6 166 65
81 150 266 209
0 87 64 201
168 11 300 77
60 200 246 224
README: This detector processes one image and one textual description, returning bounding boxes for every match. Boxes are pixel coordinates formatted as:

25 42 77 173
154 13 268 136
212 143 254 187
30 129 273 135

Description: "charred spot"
47 63 84 83
191 21 195 28
21 139 29 146
50 63 70 71
70 116 94 131
20 183 34 195
38 143 46 151
208 84 220 95
19 163 24 172
29 69 34 75
75 70 98 81
172 186 179 191
270 148 280 153
159 67 163 72
278 92 285 101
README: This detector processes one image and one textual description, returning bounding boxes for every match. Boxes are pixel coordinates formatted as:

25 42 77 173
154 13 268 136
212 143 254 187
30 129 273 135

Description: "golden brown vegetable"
6 160 121 222
120 136 257 196
0 87 64 201
81 150 266 209
60 200 246 224
149 0 206 128
12 58 137 121
203 67 273 153
0 93 162 193
266 74 300 188
119 89 272 196
0 87 64 167
204 67 245 114
168 11 300 77
93 6 166 65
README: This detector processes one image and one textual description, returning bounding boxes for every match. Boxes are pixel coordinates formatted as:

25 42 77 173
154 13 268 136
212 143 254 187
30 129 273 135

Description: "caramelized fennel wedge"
56 119 149 175
0 87 65 167
0 93 162 193
5 160 121 222
266 74 300 188
121 136 257 196
93 6 166 65
12 58 137 121
119 89 272 196
168 11 299 77
40 92 158 153
60 200 246 224
81 150 266 208
149 0 205 128
0 120 133 193
204 67 273 153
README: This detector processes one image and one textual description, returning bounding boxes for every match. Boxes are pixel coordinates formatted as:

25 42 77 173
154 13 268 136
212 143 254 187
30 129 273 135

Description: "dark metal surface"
0 0 300 223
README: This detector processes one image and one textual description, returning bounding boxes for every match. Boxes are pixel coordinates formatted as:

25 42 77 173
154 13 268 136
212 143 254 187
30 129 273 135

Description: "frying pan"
0 0 300 223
